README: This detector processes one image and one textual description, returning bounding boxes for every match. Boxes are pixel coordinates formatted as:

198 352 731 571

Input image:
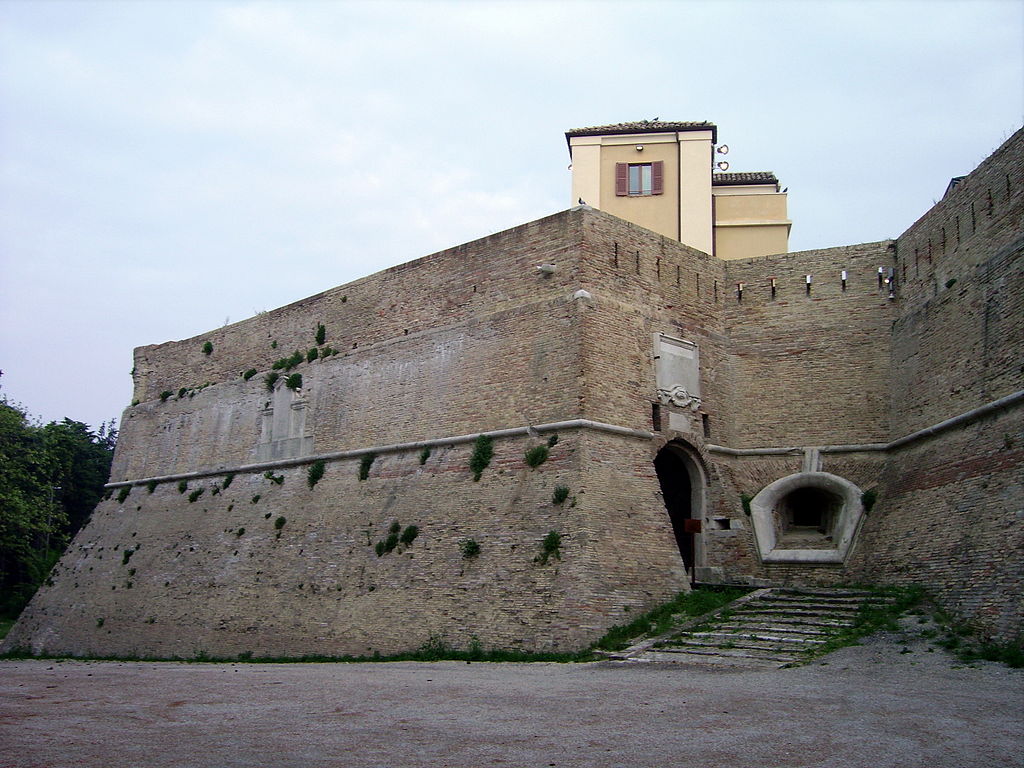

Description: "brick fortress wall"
846 129 1024 640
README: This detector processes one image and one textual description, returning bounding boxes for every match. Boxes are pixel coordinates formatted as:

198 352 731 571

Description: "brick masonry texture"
5 130 1022 656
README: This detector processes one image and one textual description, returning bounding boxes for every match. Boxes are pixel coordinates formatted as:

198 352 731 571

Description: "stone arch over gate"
653 440 708 584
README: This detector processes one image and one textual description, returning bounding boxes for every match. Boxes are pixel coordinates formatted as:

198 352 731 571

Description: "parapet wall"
723 242 895 448
114 211 590 482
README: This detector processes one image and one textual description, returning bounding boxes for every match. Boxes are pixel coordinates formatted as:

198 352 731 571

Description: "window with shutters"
616 161 664 196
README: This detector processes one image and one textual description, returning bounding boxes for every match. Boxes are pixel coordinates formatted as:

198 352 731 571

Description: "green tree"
0 398 115 618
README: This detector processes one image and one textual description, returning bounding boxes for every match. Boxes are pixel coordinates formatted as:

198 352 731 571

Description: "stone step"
757 596 877 608
715 622 836 636
687 630 827 646
772 588 888 598
765 590 892 600
650 645 802 663
732 608 857 622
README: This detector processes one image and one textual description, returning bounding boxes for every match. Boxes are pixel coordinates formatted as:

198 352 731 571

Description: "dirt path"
1 631 1021 768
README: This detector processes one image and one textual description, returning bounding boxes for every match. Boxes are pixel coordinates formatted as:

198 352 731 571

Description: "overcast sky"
1 0 1021 431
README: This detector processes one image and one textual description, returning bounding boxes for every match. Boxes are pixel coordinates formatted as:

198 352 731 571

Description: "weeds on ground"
592 587 748 652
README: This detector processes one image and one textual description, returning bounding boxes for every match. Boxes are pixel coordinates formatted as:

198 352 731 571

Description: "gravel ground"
1 624 1021 768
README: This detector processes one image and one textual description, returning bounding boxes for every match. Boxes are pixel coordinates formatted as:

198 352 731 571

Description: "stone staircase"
621 587 895 667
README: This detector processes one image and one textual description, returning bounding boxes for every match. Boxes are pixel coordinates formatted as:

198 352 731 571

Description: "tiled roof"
712 172 779 187
566 120 717 142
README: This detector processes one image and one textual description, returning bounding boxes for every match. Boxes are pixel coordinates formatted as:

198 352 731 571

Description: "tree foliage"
0 398 115 617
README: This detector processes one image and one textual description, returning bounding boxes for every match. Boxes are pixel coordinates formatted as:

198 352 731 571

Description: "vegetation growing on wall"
264 372 279 391
116 486 131 504
418 447 431 465
146 480 158 494
374 521 419 557
306 347 318 363
307 460 325 488
242 369 257 381
285 373 302 391
524 445 549 468
315 323 326 345
460 539 480 559
159 391 173 402
535 530 562 564
552 485 570 505
187 488 204 503
272 351 304 371
263 471 284 485
359 453 376 481
861 489 878 512
469 435 493 481
201 341 213 356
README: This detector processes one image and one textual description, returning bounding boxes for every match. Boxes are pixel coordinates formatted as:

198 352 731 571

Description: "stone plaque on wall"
654 333 702 411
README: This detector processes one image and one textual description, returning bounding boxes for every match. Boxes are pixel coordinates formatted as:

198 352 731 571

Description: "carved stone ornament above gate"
657 386 703 411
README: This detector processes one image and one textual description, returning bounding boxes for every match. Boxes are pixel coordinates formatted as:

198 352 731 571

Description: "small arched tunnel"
776 485 843 548
654 445 699 578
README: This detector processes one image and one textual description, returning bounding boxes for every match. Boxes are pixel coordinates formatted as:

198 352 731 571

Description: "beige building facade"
567 121 791 260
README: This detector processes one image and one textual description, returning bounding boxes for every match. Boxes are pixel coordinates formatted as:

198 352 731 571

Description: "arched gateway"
653 443 706 583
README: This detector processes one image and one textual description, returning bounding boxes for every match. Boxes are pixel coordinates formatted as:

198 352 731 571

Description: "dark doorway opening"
654 447 696 579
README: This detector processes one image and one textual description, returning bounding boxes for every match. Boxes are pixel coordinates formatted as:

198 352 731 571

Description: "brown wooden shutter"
652 161 664 195
615 163 628 196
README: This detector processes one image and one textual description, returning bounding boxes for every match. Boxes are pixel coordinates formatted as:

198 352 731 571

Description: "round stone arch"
749 472 865 564
653 439 710 582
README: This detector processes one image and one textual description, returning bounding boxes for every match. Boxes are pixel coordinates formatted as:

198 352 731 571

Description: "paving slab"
0 630 1020 768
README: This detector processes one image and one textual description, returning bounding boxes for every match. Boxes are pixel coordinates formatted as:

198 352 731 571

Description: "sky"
1 0 1021 432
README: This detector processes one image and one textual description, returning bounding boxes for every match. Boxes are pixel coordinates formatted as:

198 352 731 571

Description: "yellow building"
566 120 791 260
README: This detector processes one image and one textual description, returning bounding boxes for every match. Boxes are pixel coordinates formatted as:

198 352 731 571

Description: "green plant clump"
460 539 481 559
418 447 431 465
188 488 204 503
524 445 549 468
536 530 561 564
178 480 188 494
315 323 326 345
740 493 753 516
552 485 570 505
121 548 134 565
274 516 286 530
399 525 419 546
272 351 304 371
242 368 257 381
547 434 559 448
307 460 326 488
285 373 302 391
306 347 319 363
222 473 235 489
264 372 280 391
861 489 878 512
146 479 158 494
469 435 493 481
201 341 213 356
159 391 173 402
593 587 749 652
116 486 131 504
359 453 376 481
264 471 284 485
